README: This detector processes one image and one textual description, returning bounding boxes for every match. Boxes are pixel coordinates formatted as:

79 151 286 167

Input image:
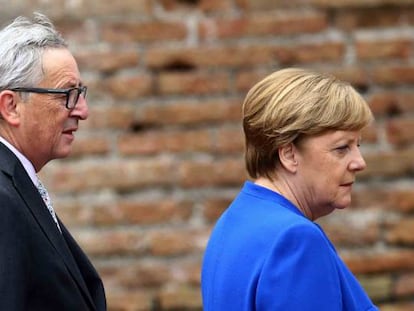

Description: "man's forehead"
41 49 80 86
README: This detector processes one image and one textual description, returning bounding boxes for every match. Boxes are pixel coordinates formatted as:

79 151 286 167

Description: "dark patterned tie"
37 178 61 233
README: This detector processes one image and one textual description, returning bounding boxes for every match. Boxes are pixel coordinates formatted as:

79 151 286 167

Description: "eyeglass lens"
68 87 87 109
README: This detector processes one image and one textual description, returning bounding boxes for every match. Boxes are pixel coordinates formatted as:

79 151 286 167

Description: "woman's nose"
350 148 367 171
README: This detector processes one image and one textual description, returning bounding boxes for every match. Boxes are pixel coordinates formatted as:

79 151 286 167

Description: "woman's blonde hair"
243 67 373 179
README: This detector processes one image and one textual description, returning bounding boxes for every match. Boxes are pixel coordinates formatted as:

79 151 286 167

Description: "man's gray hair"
0 12 67 90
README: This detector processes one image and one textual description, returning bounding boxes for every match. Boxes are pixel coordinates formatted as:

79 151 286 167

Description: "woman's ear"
278 143 298 173
0 91 20 126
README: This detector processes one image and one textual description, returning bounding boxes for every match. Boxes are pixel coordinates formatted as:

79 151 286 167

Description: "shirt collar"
0 136 38 186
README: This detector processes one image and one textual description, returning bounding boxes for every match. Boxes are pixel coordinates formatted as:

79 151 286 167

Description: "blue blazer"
202 181 378 311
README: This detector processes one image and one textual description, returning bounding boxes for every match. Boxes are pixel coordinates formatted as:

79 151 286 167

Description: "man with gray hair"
0 12 106 310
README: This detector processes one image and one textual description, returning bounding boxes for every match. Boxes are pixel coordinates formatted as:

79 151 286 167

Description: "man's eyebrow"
61 81 83 88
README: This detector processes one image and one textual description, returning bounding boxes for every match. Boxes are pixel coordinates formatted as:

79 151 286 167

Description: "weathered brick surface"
356 38 412 60
146 45 276 69
199 10 327 39
135 98 242 125
157 71 230 95
368 91 414 117
343 249 414 274
5 0 414 309
105 290 153 311
160 0 233 12
334 8 410 30
372 65 414 85
380 302 414 311
101 21 187 44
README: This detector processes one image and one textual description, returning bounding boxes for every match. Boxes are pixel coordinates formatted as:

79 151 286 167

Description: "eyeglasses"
10 86 88 109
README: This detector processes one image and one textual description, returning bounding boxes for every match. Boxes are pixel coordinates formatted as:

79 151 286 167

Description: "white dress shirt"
0 136 38 186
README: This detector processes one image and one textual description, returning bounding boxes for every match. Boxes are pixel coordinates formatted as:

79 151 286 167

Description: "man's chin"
55 147 73 159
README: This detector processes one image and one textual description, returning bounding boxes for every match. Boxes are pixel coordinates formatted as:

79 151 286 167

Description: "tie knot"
36 177 61 233
37 178 51 205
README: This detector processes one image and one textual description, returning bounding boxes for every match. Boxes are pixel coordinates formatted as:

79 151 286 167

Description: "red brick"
84 0 151 17
394 272 414 297
160 0 233 11
359 274 392 302
326 66 371 90
175 260 203 286
386 117 414 147
368 91 414 116
58 198 193 227
276 42 345 65
318 208 381 246
351 187 414 214
405 8 414 24
158 286 202 310
148 229 206 256
101 21 187 44
178 157 247 188
379 302 414 311
388 190 414 213
236 70 269 92
199 11 327 39
117 199 193 225
118 129 213 155
236 0 303 10
312 0 414 8
118 125 244 156
361 149 414 179
356 38 411 60
334 8 406 30
86 105 136 130
98 258 201 291
202 197 234 222
236 67 370 91
54 200 112 227
343 249 414 274
44 159 176 193
56 20 98 45
146 45 276 69
101 74 153 99
135 98 241 126
106 290 153 311
215 126 245 154
386 217 414 245
100 261 171 289
74 229 147 256
75 49 140 73
70 135 111 157
372 65 414 85
157 71 230 95
351 187 390 209
361 124 379 144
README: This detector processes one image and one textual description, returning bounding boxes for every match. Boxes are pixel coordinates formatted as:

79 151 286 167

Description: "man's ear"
278 143 298 173
0 90 20 126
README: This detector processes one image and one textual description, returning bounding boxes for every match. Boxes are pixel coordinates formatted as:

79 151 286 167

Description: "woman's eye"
335 145 349 153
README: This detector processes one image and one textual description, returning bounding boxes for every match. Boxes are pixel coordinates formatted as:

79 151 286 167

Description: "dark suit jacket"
0 142 106 310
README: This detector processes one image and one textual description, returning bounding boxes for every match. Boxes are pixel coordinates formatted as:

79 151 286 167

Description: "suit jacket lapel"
0 144 96 310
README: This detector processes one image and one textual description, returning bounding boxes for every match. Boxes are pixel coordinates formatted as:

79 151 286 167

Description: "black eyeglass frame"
10 86 88 109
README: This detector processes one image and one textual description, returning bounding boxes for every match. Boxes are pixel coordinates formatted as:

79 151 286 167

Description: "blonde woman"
202 68 378 311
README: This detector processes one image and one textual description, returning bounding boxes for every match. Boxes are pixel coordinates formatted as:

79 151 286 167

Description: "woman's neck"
254 176 313 220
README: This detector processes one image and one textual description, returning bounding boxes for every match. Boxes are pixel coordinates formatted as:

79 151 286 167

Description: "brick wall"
2 0 414 310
